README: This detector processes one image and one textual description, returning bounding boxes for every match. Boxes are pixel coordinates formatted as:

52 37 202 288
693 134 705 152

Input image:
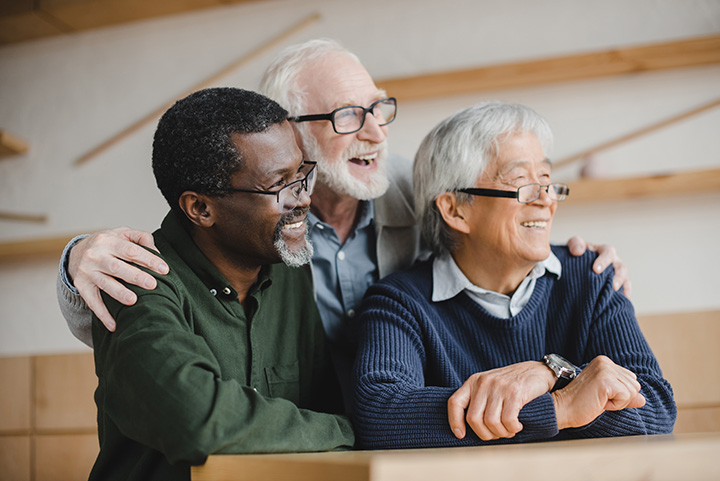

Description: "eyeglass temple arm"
288 113 332 122
457 188 518 199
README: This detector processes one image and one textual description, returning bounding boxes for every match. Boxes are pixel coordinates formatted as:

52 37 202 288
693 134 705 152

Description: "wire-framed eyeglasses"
457 183 570 204
288 97 397 134
225 161 317 212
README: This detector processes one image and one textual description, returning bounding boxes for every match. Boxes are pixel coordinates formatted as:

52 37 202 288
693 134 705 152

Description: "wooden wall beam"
0 235 75 262
0 130 29 157
377 35 720 102
565 167 720 204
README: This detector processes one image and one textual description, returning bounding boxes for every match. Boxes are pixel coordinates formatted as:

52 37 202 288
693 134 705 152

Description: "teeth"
283 220 304 230
521 221 547 228
355 154 375 165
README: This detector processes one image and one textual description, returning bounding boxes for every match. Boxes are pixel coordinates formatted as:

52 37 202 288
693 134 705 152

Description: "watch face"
545 354 578 379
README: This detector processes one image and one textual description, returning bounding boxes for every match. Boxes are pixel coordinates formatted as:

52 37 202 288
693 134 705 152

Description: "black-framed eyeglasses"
288 97 397 134
457 183 570 204
224 161 317 212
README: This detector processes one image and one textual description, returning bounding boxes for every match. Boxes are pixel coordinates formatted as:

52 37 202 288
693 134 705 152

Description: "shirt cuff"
59 234 90 295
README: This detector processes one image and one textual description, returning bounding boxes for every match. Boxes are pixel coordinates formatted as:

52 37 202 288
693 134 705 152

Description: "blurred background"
0 0 718 478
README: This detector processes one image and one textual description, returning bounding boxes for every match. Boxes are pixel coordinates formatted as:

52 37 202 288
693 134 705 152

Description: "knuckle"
466 412 482 428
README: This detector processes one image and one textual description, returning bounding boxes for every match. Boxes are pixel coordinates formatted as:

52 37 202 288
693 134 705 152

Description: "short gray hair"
413 101 554 256
259 38 361 116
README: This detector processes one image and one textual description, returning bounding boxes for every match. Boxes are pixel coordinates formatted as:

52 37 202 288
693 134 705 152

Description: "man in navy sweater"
353 101 676 448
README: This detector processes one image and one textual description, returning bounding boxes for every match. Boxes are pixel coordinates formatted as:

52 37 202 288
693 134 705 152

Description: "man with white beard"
57 39 630 406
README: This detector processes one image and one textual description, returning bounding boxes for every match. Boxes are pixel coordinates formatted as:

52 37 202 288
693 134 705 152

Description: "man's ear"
435 192 471 235
178 191 215 227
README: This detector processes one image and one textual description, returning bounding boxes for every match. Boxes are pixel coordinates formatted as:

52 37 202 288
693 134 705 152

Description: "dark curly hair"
152 87 288 212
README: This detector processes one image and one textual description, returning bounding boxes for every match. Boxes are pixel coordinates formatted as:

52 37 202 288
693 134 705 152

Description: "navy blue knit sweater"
353 247 676 449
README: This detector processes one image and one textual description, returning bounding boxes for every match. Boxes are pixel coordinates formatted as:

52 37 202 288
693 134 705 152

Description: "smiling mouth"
283 219 305 230
349 153 376 166
521 221 548 228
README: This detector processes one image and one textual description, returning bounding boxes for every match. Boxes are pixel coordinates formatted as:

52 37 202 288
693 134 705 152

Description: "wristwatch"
543 354 579 389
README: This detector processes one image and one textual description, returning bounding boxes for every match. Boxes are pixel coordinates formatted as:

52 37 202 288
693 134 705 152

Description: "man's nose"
297 185 312 208
356 111 387 143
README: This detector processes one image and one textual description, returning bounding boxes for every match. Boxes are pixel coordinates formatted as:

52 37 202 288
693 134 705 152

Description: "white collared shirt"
431 251 562 319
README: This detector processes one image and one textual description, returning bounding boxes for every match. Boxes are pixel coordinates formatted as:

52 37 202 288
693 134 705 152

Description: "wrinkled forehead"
297 53 385 111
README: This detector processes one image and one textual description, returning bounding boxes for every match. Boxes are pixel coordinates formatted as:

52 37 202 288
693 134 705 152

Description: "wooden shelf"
564 167 720 204
0 235 76 262
0 0 266 46
0 130 29 158
377 34 720 102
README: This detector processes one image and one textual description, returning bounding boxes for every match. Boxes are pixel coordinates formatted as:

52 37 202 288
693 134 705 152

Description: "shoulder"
384 154 414 201
549 245 617 298
386 153 413 182
370 258 433 298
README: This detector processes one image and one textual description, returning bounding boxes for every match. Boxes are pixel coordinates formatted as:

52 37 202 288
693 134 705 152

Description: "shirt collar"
432 250 562 303
158 210 273 300
308 200 374 233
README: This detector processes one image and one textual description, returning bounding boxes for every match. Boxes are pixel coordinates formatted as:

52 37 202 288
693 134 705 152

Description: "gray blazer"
374 153 423 279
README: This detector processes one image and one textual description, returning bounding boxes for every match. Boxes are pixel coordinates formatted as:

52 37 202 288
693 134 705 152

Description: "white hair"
413 101 554 256
259 38 361 116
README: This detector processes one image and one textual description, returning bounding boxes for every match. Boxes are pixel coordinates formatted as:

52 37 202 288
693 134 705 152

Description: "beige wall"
0 2 719 477
1 0 719 355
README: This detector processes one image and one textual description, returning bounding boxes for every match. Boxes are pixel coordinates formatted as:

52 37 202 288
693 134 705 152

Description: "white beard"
302 133 390 200
273 215 314 268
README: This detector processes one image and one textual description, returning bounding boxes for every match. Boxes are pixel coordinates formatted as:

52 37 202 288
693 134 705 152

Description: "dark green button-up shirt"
89 210 354 481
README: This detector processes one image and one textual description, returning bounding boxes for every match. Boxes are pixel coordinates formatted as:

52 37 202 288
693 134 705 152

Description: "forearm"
353 375 558 449
577 280 677 436
56 273 92 346
561 374 676 438
56 236 93 346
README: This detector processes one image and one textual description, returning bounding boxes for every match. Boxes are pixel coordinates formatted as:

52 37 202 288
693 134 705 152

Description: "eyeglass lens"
517 183 568 203
333 99 396 134
276 163 317 212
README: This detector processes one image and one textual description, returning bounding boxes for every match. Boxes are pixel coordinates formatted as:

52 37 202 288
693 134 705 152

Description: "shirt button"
347 309 356 318
252 387 258 392
210 289 217 296
223 287 232 295
337 251 345 261
316 224 324 230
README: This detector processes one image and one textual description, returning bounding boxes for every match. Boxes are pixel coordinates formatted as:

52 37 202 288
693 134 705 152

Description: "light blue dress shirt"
307 201 378 404
432 251 562 318
308 201 378 344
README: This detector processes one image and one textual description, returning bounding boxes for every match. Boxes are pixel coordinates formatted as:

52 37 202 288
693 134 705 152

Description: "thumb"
447 383 472 438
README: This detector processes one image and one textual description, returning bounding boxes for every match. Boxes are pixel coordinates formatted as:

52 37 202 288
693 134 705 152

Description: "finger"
120 228 159 252
604 370 642 411
566 236 587 256
448 385 471 439
115 238 168 276
87 272 138 306
622 280 632 299
466 395 495 441
628 392 646 409
483 395 512 439
100 257 158 291
611 260 628 292
80 287 117 332
592 244 616 274
500 398 524 435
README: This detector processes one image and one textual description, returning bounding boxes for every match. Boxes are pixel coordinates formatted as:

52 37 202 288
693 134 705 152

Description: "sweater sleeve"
352 283 558 449
56 235 94 347
566 271 677 437
94 280 354 464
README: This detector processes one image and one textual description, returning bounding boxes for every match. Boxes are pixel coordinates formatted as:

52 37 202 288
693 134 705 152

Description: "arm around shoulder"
56 235 94 347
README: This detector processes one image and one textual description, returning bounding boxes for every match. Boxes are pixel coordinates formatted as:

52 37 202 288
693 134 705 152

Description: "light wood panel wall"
638 310 720 433
0 311 716 480
0 353 98 481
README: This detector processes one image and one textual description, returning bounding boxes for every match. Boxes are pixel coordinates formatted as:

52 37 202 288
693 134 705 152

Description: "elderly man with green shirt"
88 87 353 481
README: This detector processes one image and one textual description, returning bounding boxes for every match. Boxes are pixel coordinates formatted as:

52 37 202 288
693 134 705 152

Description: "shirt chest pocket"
264 361 300 403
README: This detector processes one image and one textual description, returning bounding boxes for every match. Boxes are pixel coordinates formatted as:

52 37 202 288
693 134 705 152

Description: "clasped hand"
447 356 645 441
